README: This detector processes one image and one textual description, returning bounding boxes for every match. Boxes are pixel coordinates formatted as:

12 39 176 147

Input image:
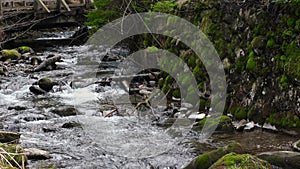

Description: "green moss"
184 142 243 169
193 66 202 80
188 55 197 68
235 57 245 72
194 115 233 132
295 19 300 31
246 56 257 72
297 141 300 148
280 75 288 89
266 112 300 129
266 39 276 48
0 49 21 61
210 153 271 169
151 1 177 14
172 89 180 98
146 46 159 52
282 30 292 39
287 18 295 27
18 46 32 54
230 107 248 120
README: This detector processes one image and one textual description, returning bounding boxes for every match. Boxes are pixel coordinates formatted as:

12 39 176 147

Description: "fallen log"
33 54 61 72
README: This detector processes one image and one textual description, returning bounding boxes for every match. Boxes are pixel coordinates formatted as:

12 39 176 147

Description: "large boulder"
257 151 300 169
0 143 27 168
0 49 21 61
183 142 244 169
0 131 20 143
209 152 271 169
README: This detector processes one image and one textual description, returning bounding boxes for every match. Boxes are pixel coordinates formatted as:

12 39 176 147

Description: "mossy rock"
209 152 271 169
183 142 244 169
17 46 34 54
257 151 300 169
0 131 21 143
0 143 27 168
37 78 58 92
0 49 21 61
265 112 300 129
193 115 234 132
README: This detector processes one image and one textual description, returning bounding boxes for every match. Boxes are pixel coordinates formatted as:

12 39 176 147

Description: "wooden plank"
61 0 70 11
36 0 50 13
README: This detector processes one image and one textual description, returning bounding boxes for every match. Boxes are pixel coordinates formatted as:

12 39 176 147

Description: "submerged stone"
51 106 79 117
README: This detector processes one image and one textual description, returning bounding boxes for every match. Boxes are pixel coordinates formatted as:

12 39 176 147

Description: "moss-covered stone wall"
148 0 300 129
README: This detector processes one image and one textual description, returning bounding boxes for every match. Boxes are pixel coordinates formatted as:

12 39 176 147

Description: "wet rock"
257 151 300 169
0 143 27 167
51 106 79 117
183 142 244 169
292 140 300 152
29 85 47 95
8 105 27 111
0 49 21 61
24 148 50 160
30 56 42 66
0 131 20 143
62 121 82 128
193 115 234 133
17 46 34 54
36 78 58 92
209 153 271 169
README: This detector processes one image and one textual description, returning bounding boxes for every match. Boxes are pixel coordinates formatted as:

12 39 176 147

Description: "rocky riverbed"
0 45 299 168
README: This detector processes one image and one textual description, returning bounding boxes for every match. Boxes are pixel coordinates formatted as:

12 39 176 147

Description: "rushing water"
0 44 298 169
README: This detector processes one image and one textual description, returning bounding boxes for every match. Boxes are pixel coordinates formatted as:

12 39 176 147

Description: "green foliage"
280 75 288 88
230 107 248 120
266 112 300 128
85 0 120 31
266 39 276 48
282 30 292 39
246 52 257 72
172 89 180 98
151 0 177 13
